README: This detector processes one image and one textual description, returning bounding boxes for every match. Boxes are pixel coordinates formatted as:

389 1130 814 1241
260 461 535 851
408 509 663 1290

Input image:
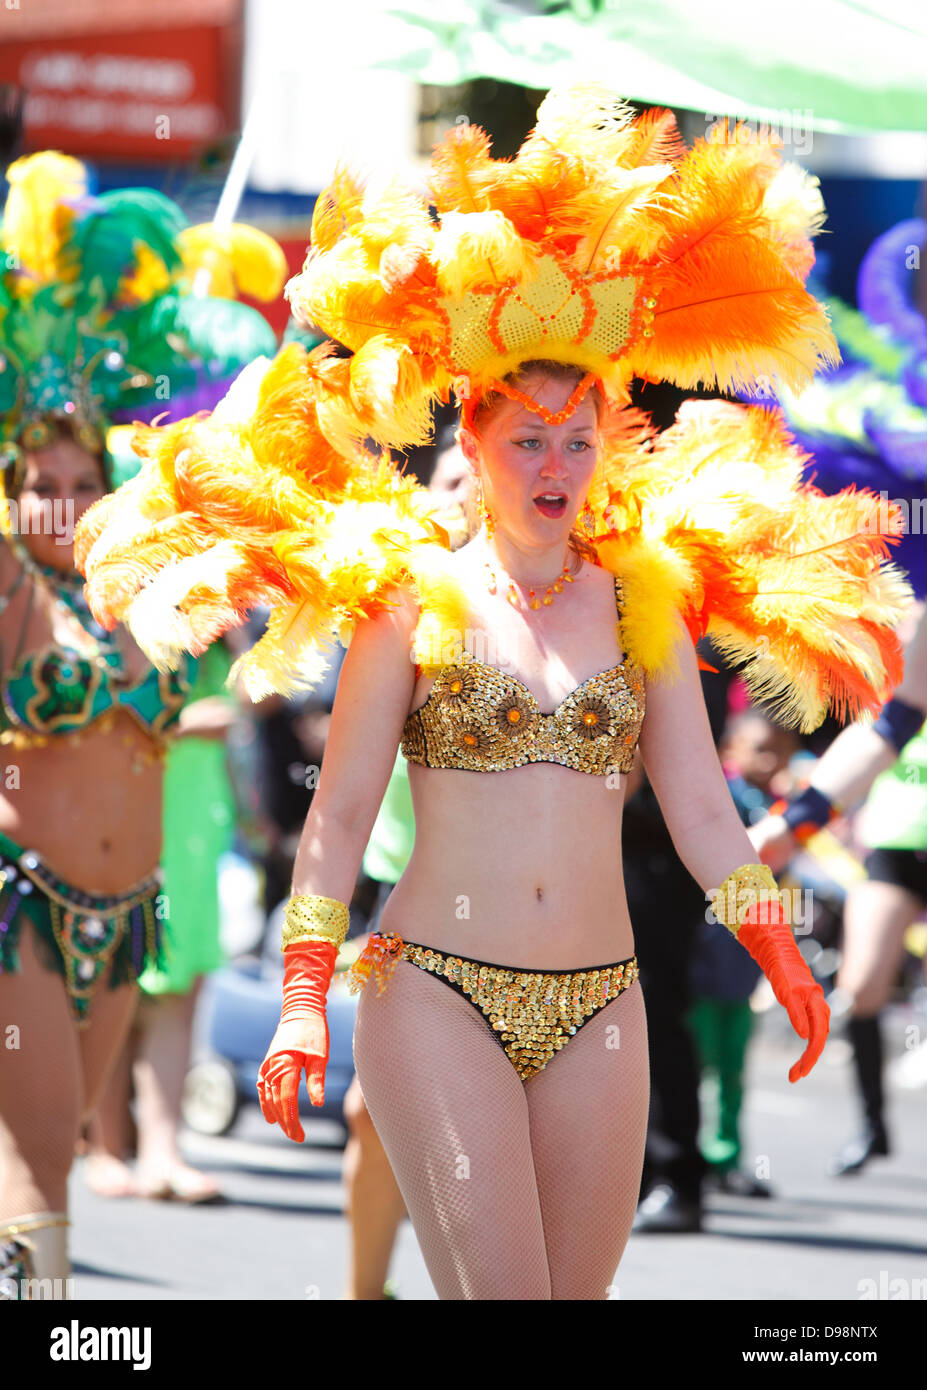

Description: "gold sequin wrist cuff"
281 895 349 952
711 863 780 933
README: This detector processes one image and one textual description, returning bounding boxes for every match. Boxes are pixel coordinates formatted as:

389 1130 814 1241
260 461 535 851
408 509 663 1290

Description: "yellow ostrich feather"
2 152 86 289
230 596 337 701
760 163 828 272
707 620 831 732
409 551 473 674
596 534 695 678
345 336 438 449
590 400 911 730
856 565 915 625
211 355 275 425
292 251 441 355
432 210 539 296
530 84 637 165
119 241 172 302
80 475 156 580
354 177 436 263
78 453 189 587
615 107 687 171
84 513 220 629
310 163 368 254
554 164 676 273
125 540 246 666
178 223 288 301
312 499 424 596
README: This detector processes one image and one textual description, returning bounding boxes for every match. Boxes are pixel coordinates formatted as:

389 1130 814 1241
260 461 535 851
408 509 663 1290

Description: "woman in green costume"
0 152 283 1293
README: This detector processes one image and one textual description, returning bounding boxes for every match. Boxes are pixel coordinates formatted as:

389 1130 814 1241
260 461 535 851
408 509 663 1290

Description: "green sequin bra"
0 549 192 746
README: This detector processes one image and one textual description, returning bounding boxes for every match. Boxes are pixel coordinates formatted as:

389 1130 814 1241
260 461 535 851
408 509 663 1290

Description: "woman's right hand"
257 938 337 1142
257 1014 329 1143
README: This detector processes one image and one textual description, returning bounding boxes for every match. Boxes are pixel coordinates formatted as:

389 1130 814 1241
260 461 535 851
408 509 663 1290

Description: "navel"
535 885 544 902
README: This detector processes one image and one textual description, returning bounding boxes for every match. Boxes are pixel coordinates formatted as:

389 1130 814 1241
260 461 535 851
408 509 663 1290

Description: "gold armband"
711 863 780 933
280 894 349 952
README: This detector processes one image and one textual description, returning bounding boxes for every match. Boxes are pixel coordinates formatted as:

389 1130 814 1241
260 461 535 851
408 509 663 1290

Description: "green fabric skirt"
139 641 235 996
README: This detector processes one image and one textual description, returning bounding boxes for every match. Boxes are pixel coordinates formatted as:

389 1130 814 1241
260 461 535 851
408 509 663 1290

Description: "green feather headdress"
0 151 287 483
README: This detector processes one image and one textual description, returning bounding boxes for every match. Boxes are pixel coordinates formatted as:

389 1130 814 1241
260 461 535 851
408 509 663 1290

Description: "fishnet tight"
354 958 649 1300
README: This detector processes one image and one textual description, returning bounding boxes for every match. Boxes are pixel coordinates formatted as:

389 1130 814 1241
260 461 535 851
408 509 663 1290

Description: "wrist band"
281 894 349 952
871 696 926 755
769 785 836 844
711 862 780 933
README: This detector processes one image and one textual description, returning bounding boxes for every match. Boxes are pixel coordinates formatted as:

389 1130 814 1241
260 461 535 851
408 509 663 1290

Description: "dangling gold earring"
476 478 494 538
581 501 595 537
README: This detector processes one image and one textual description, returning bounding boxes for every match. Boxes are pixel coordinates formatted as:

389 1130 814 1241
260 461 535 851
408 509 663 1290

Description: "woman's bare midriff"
379 760 635 969
0 711 164 892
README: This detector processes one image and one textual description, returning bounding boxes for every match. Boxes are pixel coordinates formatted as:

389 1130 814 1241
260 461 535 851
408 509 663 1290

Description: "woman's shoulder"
379 581 422 622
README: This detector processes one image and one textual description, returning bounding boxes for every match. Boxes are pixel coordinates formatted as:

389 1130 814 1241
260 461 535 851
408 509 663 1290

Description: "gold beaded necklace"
482 546 578 610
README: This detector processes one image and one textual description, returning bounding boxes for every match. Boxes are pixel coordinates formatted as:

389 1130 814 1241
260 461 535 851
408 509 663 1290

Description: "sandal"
135 1165 224 1205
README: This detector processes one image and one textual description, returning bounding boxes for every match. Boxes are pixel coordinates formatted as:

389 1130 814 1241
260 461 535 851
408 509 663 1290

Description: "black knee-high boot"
829 1014 890 1176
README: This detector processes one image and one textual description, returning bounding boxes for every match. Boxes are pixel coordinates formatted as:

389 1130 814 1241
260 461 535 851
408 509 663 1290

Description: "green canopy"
363 0 927 133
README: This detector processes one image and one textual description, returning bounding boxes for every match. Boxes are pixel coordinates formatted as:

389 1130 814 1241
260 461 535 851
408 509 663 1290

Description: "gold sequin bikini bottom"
348 932 639 1082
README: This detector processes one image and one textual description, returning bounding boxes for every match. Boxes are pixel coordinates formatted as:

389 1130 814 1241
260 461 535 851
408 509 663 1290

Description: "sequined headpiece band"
459 371 602 432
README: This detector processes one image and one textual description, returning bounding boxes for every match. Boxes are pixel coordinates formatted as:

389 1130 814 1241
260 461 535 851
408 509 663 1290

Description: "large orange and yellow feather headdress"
286 84 836 447
76 86 911 729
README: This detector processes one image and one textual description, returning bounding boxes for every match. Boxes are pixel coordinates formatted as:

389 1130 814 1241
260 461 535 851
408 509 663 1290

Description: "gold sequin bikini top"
401 574 645 776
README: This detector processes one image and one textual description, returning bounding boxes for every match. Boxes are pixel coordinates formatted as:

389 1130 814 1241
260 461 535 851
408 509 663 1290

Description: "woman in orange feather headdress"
77 86 911 1299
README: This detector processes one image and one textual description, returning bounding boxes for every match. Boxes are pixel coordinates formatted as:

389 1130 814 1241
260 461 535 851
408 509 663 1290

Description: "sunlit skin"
382 374 635 965
0 430 237 1217
262 366 826 1141
2 439 234 1205
0 436 208 892
13 436 105 570
0 436 150 1217
458 376 600 590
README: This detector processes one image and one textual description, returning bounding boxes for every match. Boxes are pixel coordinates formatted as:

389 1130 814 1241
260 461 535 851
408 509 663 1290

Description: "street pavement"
68 1003 927 1302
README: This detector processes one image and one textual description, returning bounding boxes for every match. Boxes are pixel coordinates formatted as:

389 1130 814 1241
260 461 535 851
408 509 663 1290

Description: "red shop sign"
0 26 238 160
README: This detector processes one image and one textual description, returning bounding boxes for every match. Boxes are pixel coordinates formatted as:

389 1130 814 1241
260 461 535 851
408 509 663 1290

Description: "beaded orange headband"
459 370 602 432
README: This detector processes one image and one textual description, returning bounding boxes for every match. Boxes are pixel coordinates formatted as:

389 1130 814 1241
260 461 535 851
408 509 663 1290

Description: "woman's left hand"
737 902 830 1082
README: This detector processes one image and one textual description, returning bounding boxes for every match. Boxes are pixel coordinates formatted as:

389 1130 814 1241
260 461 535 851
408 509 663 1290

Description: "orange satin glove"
736 900 830 1083
257 940 337 1142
